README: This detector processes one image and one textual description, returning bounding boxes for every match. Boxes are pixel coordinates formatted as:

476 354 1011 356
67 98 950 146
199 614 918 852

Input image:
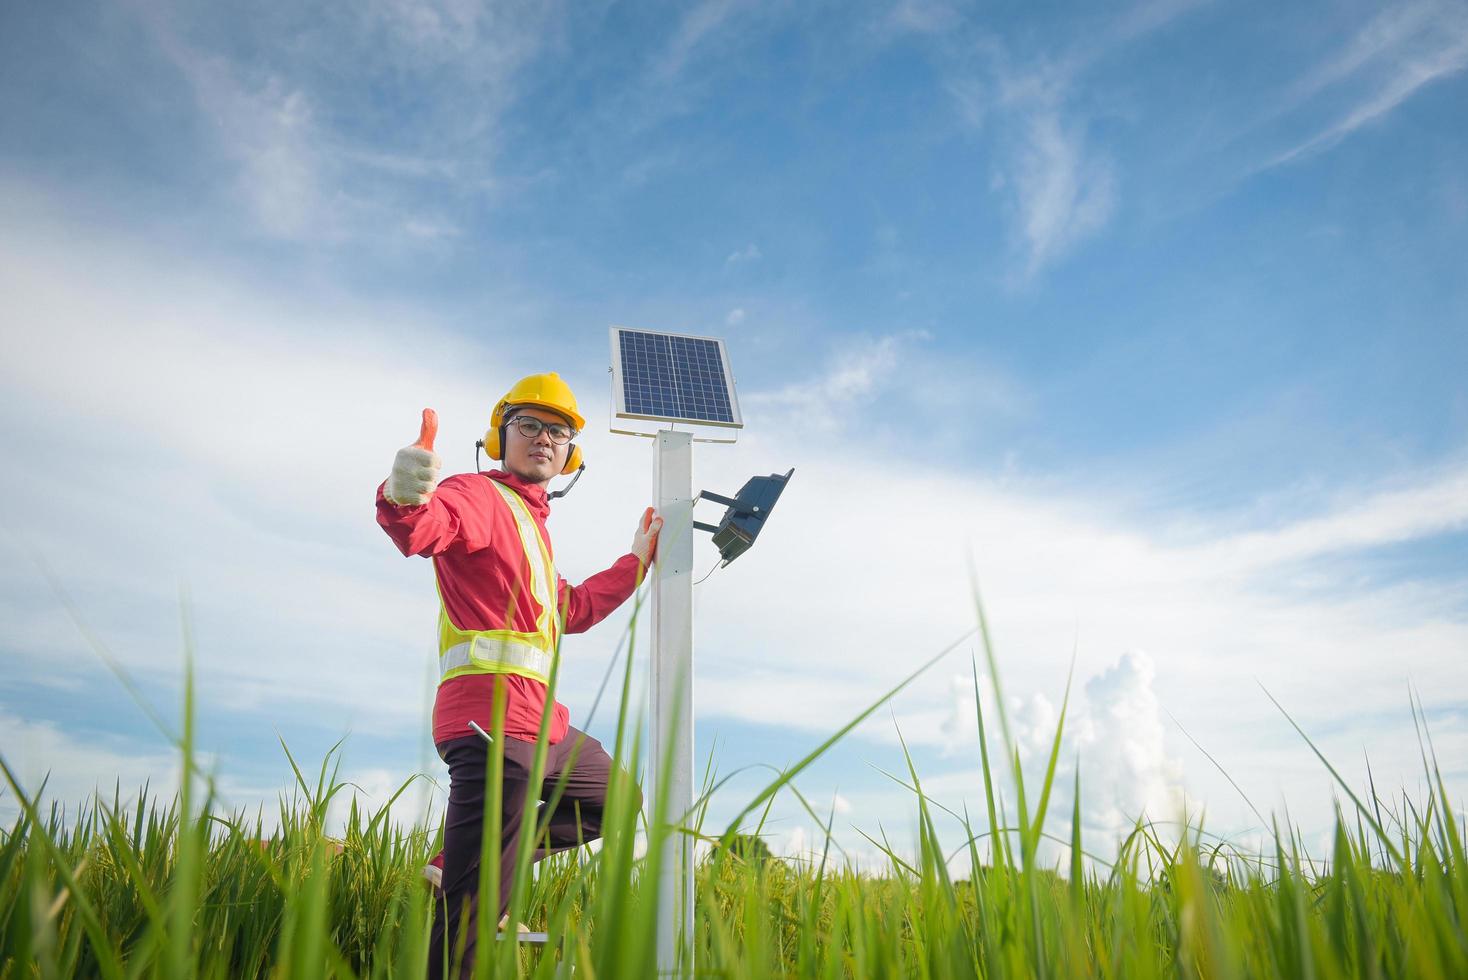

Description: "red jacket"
377 470 643 745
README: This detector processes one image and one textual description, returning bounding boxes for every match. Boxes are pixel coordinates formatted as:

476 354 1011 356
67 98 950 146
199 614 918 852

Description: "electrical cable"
693 561 723 587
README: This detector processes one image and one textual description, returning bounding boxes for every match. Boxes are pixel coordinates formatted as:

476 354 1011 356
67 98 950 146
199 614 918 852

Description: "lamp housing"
693 468 794 566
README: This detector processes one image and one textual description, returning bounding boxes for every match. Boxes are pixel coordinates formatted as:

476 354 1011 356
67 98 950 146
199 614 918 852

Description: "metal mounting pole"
651 429 694 976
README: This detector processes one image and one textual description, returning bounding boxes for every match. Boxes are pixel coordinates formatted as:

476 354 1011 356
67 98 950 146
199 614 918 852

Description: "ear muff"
562 444 583 475
481 425 504 461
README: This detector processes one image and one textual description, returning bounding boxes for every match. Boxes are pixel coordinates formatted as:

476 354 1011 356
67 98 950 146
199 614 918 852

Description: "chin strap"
547 464 586 500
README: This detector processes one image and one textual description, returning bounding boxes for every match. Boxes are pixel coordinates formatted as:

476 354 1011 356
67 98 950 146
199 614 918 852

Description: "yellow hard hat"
482 372 586 474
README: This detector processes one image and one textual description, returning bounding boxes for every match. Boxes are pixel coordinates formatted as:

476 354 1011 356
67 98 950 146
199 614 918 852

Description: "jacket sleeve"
559 553 645 634
376 476 482 557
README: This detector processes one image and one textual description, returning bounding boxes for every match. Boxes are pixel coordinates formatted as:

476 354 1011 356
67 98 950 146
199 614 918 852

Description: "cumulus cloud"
1067 652 1187 843
2 201 1464 856
932 652 1186 851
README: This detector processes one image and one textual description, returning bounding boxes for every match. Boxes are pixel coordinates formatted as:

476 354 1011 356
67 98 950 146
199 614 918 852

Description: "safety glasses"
505 415 577 445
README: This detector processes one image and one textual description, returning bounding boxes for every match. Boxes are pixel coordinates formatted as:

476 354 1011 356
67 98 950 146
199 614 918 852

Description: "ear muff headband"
484 417 584 475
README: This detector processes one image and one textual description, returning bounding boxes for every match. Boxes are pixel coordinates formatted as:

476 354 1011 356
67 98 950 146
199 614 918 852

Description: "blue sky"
2 0 1466 864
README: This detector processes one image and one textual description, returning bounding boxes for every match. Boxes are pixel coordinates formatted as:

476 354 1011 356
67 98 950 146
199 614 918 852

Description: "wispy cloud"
653 0 746 83
1262 1 1468 169
1285 1 1442 103
742 330 930 431
725 243 763 266
1002 107 1116 278
1197 467 1468 573
919 1 1203 279
126 0 555 242
882 0 962 37
166 54 330 239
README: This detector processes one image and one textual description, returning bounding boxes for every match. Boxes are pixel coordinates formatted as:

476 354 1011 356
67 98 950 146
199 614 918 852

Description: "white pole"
651 429 694 976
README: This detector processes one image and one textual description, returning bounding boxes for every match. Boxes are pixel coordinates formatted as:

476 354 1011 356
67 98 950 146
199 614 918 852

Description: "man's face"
502 405 574 487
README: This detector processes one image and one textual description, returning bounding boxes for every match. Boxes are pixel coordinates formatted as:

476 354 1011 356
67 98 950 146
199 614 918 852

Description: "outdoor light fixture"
608 326 790 973
693 468 795 566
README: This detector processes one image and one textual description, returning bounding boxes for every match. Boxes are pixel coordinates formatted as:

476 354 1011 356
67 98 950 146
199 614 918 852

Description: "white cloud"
0 707 450 838
724 244 763 266
165 53 328 240
1286 1 1442 103
974 0 1203 278
0 710 180 825
655 0 745 83
326 764 446 834
1006 108 1116 278
742 330 930 431
1263 1 1468 168
883 0 962 37
1194 468 1468 574
1068 652 1187 844
687 425 1467 842
916 0 1205 278
725 307 746 326
1273 40 1468 166
1 200 1464 856
924 651 1188 854
126 0 554 242
402 216 463 240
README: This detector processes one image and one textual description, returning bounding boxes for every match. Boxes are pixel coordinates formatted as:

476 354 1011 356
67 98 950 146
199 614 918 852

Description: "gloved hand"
384 408 441 506
632 506 664 567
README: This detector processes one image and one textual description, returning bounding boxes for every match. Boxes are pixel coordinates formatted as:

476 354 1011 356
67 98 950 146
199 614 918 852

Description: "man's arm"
558 554 644 634
376 478 470 557
558 508 662 634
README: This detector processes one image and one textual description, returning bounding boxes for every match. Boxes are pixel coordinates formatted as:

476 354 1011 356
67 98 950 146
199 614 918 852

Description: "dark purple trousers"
427 727 626 980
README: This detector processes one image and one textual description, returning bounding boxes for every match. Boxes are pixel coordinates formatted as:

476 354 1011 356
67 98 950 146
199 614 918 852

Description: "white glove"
384 409 441 506
632 506 664 567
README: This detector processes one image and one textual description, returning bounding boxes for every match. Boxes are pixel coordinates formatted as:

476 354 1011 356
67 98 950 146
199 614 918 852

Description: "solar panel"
609 327 743 428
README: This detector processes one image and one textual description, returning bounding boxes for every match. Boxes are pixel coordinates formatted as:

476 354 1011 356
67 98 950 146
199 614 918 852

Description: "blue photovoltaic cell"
617 329 736 424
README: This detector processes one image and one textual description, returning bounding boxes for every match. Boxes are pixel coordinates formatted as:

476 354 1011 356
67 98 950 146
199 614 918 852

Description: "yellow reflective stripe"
489 481 558 641
431 480 561 686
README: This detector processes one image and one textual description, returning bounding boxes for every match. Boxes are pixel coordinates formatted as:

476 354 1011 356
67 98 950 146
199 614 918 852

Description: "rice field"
2 615 1465 978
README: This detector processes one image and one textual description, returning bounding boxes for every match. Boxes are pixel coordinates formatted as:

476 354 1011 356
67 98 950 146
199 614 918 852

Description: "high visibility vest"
435 481 560 685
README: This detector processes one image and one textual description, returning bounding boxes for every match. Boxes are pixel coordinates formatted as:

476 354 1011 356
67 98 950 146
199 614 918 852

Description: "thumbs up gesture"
385 409 442 506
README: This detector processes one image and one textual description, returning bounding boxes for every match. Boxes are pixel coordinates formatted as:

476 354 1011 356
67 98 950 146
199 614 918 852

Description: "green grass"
2 597 1465 977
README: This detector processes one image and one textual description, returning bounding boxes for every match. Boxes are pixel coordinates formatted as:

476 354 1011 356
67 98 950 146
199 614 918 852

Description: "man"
376 372 660 978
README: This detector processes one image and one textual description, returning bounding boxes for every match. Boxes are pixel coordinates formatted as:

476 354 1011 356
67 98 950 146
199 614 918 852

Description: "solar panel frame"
609 326 744 429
